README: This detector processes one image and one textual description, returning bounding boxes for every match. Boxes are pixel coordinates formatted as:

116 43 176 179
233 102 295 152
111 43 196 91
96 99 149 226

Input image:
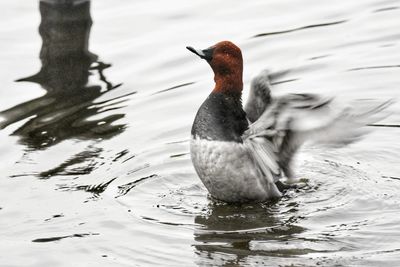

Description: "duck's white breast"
190 136 278 202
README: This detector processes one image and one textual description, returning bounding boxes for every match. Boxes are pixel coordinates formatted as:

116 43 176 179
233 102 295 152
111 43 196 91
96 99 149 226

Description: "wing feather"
244 137 282 197
244 92 394 179
244 70 272 123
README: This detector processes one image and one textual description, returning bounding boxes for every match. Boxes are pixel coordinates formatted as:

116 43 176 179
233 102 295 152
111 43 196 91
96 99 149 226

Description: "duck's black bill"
186 46 213 61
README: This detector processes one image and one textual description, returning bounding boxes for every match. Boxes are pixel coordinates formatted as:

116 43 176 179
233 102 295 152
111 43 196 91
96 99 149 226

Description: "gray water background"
1 0 400 266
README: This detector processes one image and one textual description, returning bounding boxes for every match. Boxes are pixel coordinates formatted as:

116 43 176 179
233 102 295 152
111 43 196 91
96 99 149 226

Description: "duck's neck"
212 66 243 96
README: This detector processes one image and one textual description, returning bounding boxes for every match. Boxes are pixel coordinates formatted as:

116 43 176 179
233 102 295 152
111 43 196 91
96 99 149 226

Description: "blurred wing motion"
244 70 394 180
243 136 282 197
244 69 272 123
244 69 292 123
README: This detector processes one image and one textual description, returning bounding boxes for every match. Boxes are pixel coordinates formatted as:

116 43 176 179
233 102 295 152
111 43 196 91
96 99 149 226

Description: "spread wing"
243 92 393 180
244 69 291 123
244 70 272 123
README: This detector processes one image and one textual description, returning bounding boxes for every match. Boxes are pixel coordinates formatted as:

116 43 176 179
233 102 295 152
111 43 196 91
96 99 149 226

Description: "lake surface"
1 0 400 266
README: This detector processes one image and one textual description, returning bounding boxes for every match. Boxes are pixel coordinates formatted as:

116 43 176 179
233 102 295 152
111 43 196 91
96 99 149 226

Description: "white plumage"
190 137 282 203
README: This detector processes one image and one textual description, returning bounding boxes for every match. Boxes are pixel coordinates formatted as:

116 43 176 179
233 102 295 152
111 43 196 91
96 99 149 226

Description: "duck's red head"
187 41 243 96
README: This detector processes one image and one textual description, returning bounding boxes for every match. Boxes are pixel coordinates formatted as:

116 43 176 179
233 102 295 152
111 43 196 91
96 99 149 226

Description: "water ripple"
252 20 347 38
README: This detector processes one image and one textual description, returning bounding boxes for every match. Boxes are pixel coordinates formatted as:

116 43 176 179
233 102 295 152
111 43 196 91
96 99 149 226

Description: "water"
1 0 399 266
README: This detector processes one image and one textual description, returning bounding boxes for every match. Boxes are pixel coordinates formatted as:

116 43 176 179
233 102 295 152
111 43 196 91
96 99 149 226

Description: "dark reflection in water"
0 0 128 150
194 200 307 265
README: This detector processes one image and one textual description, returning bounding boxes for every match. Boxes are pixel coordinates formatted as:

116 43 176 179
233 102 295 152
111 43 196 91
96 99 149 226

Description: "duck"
186 41 392 203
